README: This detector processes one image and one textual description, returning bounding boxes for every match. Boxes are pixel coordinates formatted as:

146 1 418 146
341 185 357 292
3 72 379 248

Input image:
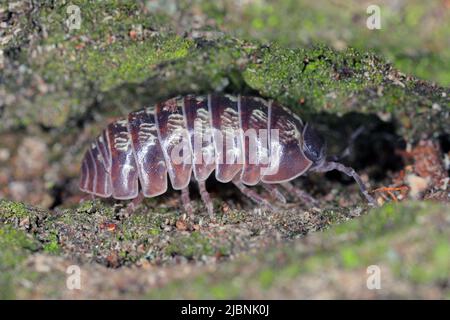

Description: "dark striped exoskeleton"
80 94 376 215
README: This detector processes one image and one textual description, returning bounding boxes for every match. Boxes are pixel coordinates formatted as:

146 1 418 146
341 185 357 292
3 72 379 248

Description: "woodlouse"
80 94 376 215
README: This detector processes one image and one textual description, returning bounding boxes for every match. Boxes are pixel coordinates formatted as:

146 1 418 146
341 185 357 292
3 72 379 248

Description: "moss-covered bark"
0 0 449 299
0 199 448 298
1 2 448 137
147 201 450 299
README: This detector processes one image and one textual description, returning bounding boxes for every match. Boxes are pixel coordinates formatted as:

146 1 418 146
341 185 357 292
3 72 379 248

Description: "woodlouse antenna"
314 161 377 206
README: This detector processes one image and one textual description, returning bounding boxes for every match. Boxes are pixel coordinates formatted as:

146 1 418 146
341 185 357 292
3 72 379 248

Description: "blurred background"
1 0 449 208
162 0 450 85
0 0 449 299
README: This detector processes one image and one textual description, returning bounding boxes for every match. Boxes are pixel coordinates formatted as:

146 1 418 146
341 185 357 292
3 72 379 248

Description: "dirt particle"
129 30 137 40
106 252 120 268
100 222 117 232
176 219 187 231
406 174 429 199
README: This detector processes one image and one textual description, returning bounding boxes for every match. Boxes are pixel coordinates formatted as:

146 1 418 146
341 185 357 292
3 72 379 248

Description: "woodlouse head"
302 123 327 166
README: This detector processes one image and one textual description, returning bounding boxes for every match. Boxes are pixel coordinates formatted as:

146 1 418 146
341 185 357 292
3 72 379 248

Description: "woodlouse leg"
315 161 377 206
198 180 214 217
261 183 287 204
281 182 318 205
181 187 194 217
232 179 277 210
126 192 144 214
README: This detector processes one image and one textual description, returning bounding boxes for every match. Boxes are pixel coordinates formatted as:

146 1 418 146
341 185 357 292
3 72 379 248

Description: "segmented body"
79 94 313 199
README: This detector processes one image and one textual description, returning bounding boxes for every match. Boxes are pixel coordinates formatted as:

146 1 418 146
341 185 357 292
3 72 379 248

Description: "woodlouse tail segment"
79 140 113 198
106 121 139 199
315 161 377 206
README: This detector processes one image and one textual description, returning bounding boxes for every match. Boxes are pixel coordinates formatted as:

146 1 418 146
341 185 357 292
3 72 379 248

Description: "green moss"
43 233 60 255
3 0 449 140
80 36 192 91
243 42 448 133
1 197 448 299
74 199 114 217
0 226 39 299
330 202 422 241
1 0 188 131
303 255 331 274
219 0 450 86
210 283 239 300
279 264 301 279
0 200 29 219
406 238 450 284
258 268 275 289
146 201 450 298
166 231 215 259
340 247 361 269
0 227 38 267
38 0 168 46
75 200 97 214
148 228 161 236
433 241 450 275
